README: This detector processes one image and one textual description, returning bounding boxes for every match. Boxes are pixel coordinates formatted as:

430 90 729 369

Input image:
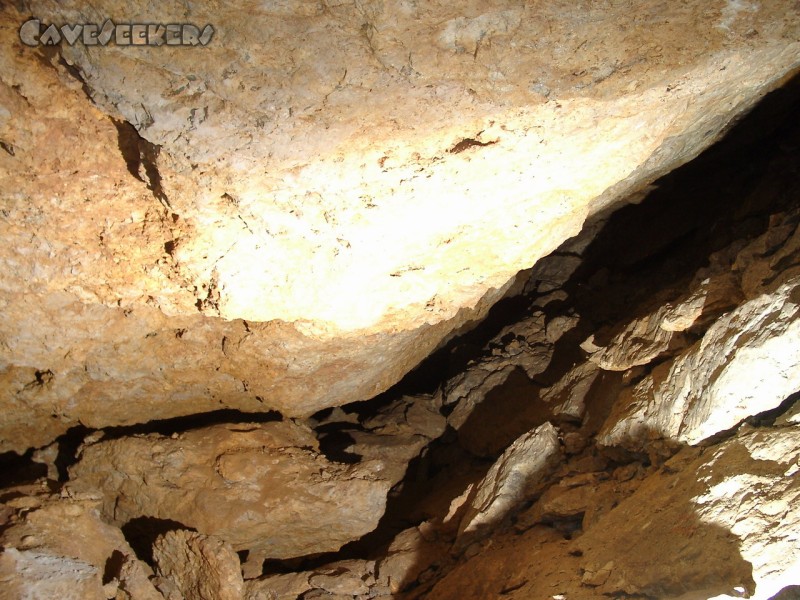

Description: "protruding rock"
599 277 800 448
68 421 397 559
457 422 562 545
153 530 243 600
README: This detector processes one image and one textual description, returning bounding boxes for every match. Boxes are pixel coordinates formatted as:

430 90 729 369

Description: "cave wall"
1 2 800 599
2 102 799 597
1 0 799 452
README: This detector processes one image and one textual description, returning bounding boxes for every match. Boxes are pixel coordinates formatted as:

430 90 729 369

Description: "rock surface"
67 421 400 559
598 210 800 449
153 530 243 600
0 482 162 600
2 0 800 452
457 422 561 545
1 1 799 599
0 548 106 600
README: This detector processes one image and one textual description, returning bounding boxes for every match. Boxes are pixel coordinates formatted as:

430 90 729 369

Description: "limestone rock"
445 311 552 431
153 530 243 600
457 422 562 544
114 556 165 600
245 559 377 600
581 560 614 587
582 273 746 371
599 277 800 448
307 564 372 597
0 484 162 600
581 307 676 371
376 527 447 595
0 548 106 600
540 361 600 420
245 572 312 600
578 427 800 599
2 0 799 452
67 421 397 559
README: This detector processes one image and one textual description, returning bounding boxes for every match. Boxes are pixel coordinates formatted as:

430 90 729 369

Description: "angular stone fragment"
245 572 312 600
68 421 397 559
114 555 165 600
457 422 562 544
581 306 676 371
445 312 553 430
540 361 600 420
599 278 800 447
244 559 377 599
0 484 162 600
153 530 243 600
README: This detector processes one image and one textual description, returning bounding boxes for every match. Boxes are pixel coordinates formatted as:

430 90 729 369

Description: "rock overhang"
1 0 799 452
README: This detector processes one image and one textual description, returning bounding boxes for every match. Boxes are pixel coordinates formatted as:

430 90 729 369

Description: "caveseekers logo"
19 18 214 47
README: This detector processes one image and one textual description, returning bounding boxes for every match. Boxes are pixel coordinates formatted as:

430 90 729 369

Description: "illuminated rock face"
1 0 800 452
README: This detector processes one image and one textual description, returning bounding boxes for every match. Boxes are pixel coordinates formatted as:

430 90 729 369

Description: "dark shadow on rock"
770 586 800 600
419 425 758 600
0 449 47 488
121 516 195 566
567 71 800 332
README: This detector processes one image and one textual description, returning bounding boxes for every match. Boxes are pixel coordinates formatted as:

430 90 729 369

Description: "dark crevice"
54 424 91 482
0 449 47 488
317 426 362 464
361 292 535 402
95 408 284 440
698 390 800 447
121 516 195 566
568 72 800 330
114 118 143 182
745 390 800 427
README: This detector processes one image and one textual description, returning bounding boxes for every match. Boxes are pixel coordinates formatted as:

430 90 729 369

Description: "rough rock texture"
419 423 800 600
0 548 105 600
246 559 379 600
67 421 403 559
153 530 243 600
457 422 561 545
1 1 800 598
2 0 800 452
598 209 800 449
0 482 161 600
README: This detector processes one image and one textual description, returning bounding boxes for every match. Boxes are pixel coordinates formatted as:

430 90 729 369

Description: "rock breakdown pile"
1 0 800 599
